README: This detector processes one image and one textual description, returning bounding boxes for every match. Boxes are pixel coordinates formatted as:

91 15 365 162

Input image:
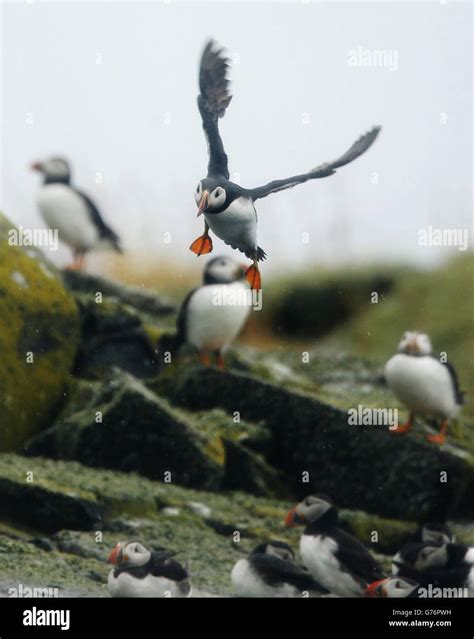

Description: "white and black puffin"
366 576 420 598
392 541 474 594
107 541 191 598
31 157 121 269
411 522 454 546
392 523 454 574
190 39 382 290
175 256 251 368
385 331 464 444
285 495 385 597
231 540 328 598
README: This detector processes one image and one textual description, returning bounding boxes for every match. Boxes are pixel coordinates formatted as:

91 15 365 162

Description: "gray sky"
2 1 472 273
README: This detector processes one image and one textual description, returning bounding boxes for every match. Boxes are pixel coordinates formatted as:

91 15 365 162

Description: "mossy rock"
0 213 79 451
25 370 226 491
161 365 474 521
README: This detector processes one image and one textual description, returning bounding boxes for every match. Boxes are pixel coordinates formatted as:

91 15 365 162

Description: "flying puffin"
190 39 382 290
385 331 464 444
392 541 474 594
230 540 328 598
107 541 191 598
175 256 251 368
366 576 420 598
285 495 385 597
31 157 121 270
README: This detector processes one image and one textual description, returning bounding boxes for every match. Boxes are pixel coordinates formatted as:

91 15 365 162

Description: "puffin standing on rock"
107 541 191 598
174 256 251 368
31 157 122 270
231 541 328 597
190 39 382 290
285 495 385 597
385 331 464 444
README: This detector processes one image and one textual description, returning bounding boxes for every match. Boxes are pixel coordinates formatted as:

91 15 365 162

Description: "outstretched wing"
247 126 381 201
198 40 232 179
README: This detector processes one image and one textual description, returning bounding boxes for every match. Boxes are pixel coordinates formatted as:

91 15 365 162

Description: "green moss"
0 214 79 451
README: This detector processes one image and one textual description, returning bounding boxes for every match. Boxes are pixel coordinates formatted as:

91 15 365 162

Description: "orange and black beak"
30 161 42 172
284 505 304 528
197 190 209 217
365 578 387 598
108 543 123 566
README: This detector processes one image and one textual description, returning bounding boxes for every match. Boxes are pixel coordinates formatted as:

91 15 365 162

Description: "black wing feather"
332 529 385 584
198 40 232 179
441 359 465 406
250 555 328 593
72 187 122 252
176 288 198 345
248 126 381 201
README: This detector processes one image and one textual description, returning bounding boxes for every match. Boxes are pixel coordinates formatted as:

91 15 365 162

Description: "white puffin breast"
384 354 460 419
37 184 100 251
300 535 364 597
205 197 257 254
185 281 251 350
108 570 190 598
230 559 297 598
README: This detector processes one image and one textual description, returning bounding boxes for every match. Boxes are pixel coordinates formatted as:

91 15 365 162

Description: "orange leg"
189 222 213 256
245 259 262 290
391 412 414 435
197 350 211 366
426 419 448 445
65 251 86 271
215 351 225 370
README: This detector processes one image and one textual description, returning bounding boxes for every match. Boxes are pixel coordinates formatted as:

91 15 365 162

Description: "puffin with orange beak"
385 331 464 444
173 256 251 368
190 39 381 290
107 541 191 598
366 576 420 598
285 495 385 597
31 156 121 270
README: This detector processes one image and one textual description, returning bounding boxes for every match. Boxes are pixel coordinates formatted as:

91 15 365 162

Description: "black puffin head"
203 256 245 285
30 156 71 185
366 576 419 598
251 540 295 563
195 177 242 215
397 331 432 356
285 494 337 528
416 522 453 546
108 540 151 568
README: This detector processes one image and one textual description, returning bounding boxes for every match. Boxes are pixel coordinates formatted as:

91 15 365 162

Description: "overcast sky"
1 1 472 273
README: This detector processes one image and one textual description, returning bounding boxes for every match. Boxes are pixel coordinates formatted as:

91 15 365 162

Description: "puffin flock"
106 496 474 598
27 39 466 598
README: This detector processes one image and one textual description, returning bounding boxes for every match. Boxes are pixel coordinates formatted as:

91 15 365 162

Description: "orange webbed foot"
215 352 225 370
426 420 448 445
189 235 213 256
198 350 211 366
391 422 413 435
245 264 261 290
